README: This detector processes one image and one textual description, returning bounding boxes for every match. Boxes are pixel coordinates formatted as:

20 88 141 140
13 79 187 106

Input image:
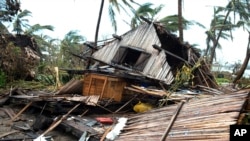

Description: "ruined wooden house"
83 22 218 102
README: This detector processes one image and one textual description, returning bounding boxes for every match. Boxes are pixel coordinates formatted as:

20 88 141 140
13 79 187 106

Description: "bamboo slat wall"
116 91 250 141
92 23 174 84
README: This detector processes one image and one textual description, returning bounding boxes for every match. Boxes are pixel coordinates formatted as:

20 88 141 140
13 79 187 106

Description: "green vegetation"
215 78 231 85
0 70 6 87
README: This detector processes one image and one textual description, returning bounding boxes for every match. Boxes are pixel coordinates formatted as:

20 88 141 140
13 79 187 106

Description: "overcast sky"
19 0 249 66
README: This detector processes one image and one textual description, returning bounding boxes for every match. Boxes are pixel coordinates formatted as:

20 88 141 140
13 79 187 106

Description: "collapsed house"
2 21 248 141
82 21 218 103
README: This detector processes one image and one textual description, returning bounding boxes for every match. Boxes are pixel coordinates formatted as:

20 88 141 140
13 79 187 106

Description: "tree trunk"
233 32 250 84
87 0 105 69
209 10 230 67
178 0 183 42
94 0 105 46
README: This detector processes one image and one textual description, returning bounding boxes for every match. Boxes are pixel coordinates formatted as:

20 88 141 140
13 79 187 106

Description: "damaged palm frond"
159 59 202 107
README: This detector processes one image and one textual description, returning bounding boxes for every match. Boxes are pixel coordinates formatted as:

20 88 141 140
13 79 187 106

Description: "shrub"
0 70 6 87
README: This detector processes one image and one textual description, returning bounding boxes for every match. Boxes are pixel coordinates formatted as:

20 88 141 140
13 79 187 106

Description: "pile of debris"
0 21 249 141
0 82 249 141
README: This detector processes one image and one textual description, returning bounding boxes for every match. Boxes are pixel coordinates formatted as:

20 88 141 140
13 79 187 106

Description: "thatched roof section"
153 23 218 88
116 91 250 141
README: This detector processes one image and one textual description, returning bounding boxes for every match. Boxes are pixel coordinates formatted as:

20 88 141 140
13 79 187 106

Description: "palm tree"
60 30 86 68
159 15 204 33
95 0 105 46
205 8 234 61
232 30 250 85
95 0 138 46
232 3 250 84
130 2 164 28
208 0 250 66
41 36 59 66
108 0 139 32
25 24 54 35
22 23 55 56
93 0 138 68
178 0 183 42
0 0 20 22
12 9 32 34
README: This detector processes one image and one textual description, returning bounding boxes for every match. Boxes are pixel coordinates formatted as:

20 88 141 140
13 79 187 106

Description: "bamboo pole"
0 130 18 138
115 95 137 113
160 100 185 141
11 101 33 121
40 103 81 136
100 126 113 141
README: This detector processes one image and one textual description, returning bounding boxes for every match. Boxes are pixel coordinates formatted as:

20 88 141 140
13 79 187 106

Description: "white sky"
19 0 249 65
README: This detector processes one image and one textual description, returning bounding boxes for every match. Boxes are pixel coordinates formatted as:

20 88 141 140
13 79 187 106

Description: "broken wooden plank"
38 103 81 137
9 95 99 105
56 79 83 95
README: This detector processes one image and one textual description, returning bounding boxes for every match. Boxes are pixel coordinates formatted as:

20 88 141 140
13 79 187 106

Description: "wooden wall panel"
83 73 126 102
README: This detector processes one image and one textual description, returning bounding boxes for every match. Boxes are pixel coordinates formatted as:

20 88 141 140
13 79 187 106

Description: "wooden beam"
112 34 122 40
153 44 189 64
140 16 152 24
84 42 98 50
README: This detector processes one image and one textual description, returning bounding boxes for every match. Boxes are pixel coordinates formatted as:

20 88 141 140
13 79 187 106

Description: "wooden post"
55 67 61 89
100 77 108 98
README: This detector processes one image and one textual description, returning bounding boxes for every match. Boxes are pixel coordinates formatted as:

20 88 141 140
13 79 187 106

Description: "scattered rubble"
0 21 249 141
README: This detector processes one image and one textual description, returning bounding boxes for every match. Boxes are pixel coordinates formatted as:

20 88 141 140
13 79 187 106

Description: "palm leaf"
109 0 120 12
17 10 32 18
108 5 117 32
25 24 54 35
